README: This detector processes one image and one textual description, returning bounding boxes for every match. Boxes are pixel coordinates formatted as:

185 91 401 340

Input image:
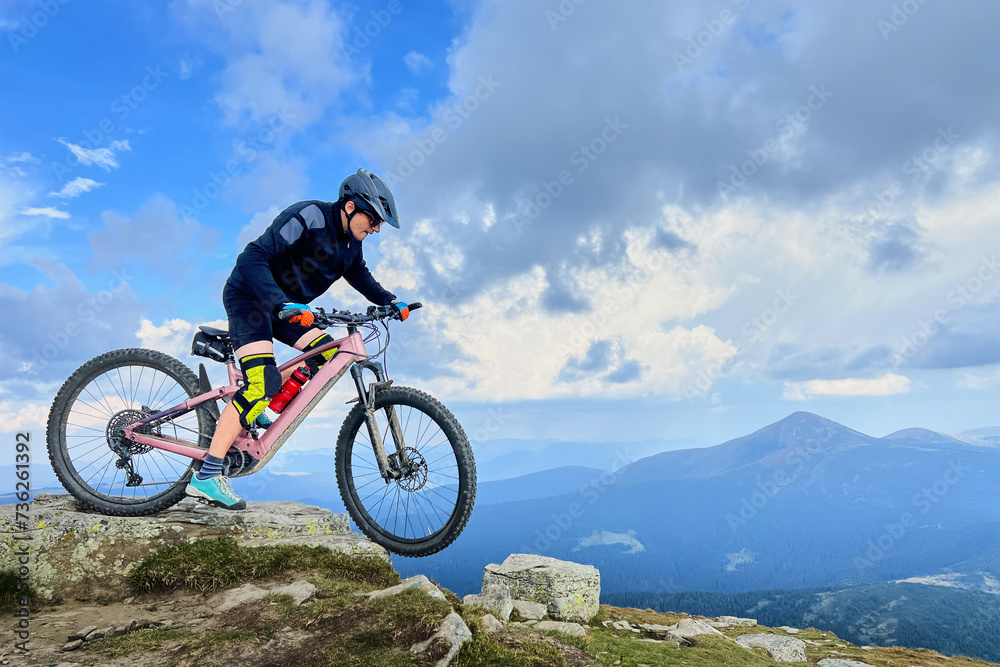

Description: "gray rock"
411 611 472 666
84 627 104 641
61 639 83 651
69 625 97 641
639 623 683 641
481 614 504 633
481 554 600 623
368 575 447 602
0 494 385 602
463 580 513 620
269 580 318 606
612 620 634 631
112 625 128 637
818 660 877 667
707 615 757 628
669 618 727 639
736 634 807 662
512 599 547 621
215 582 268 612
533 620 587 637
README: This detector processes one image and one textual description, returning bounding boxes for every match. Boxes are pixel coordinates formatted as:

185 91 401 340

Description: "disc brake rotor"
395 447 428 492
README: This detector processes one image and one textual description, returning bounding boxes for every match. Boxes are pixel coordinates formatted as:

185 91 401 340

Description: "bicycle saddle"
198 325 230 339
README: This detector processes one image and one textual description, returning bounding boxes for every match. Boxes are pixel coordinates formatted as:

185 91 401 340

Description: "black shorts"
222 281 318 353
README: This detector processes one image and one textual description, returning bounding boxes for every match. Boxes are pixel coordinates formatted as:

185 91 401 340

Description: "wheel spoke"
54 356 201 507
343 392 473 552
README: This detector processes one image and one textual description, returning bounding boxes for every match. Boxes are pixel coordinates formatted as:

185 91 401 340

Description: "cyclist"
186 168 409 510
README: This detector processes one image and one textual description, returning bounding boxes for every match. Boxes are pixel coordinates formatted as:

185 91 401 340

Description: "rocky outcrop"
707 615 757 628
670 618 729 640
512 599 547 621
818 660 876 667
533 620 587 637
366 574 447 602
410 612 472 666
0 493 388 602
736 633 808 662
480 553 600 622
462 579 513 620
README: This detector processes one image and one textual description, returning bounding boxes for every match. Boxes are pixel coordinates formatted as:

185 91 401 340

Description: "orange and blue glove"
277 302 314 327
392 301 410 321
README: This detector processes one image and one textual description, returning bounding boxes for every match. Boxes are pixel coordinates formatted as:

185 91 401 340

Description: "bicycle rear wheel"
335 386 476 557
46 348 215 516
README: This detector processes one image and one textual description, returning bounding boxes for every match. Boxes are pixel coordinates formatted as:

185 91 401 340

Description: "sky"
1 0 998 466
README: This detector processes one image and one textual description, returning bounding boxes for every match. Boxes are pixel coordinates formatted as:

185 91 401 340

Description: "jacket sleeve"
344 252 397 305
236 206 309 313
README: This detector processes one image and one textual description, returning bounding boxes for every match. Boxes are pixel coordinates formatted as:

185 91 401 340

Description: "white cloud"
55 139 131 171
137 317 228 360
404 50 432 74
0 401 48 434
21 207 70 219
782 373 911 400
49 177 105 198
88 194 220 277
957 365 1000 391
171 0 354 128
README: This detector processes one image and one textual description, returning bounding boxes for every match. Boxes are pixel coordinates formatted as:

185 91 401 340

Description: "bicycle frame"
122 329 371 476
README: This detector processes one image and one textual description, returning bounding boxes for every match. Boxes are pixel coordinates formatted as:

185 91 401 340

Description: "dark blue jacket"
226 200 396 313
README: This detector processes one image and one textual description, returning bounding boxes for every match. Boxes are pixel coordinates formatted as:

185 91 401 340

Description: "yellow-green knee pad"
304 334 338 376
232 353 281 429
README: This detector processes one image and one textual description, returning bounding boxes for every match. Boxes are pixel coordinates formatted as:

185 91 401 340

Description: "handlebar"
311 302 422 327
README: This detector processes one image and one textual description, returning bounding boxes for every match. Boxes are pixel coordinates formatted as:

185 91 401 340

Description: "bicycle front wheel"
335 386 476 557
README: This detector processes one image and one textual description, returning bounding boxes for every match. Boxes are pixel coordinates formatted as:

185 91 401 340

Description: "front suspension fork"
351 361 409 482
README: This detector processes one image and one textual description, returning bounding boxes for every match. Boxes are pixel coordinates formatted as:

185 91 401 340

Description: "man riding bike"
185 168 408 510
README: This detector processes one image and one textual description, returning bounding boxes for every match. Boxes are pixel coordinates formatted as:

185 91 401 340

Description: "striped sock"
197 454 225 480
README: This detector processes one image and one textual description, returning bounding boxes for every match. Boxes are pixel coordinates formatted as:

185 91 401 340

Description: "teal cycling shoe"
254 413 273 430
185 474 246 510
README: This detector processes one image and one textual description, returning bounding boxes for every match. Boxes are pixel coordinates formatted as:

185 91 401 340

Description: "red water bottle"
268 367 311 413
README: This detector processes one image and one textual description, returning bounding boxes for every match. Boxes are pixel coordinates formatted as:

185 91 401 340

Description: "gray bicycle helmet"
339 168 399 228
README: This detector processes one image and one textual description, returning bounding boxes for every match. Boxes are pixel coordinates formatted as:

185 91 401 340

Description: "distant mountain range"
6 412 999 660
606 580 1000 662
395 412 1000 602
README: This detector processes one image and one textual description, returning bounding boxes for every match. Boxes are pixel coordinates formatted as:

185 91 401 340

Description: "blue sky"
1 0 998 466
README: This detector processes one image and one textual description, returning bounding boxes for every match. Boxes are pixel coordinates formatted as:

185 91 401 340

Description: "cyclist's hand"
277 302 314 327
392 301 410 321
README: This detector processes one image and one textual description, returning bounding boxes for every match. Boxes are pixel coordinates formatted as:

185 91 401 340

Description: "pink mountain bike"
45 303 476 557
